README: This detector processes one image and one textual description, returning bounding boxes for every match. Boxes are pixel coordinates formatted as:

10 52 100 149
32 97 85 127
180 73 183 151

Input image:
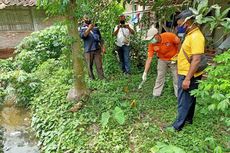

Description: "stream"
0 101 39 153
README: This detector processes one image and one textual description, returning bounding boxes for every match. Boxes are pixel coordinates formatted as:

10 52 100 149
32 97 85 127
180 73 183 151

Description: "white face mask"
150 38 158 44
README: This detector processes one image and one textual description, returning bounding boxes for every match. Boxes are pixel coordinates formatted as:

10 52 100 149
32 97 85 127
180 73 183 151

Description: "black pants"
173 75 202 130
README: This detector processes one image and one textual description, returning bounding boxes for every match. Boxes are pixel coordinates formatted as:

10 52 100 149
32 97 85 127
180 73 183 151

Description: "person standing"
142 27 180 97
80 15 105 80
113 14 135 75
171 10 205 131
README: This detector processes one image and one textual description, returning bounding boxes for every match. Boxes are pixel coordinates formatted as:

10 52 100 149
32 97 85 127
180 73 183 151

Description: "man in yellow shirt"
171 9 205 131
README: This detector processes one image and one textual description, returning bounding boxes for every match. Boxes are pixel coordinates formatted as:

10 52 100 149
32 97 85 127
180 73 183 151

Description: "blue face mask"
177 25 187 33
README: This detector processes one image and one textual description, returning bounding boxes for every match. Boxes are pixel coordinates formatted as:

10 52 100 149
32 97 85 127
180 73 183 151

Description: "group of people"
79 9 205 131
79 14 134 79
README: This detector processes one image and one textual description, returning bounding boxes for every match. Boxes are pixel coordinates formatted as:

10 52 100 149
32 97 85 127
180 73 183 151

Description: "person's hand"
142 72 147 81
88 24 94 30
125 24 130 28
182 79 190 90
102 47 106 54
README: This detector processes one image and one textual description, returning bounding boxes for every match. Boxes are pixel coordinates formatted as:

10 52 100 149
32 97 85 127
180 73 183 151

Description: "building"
0 0 52 59
124 0 230 49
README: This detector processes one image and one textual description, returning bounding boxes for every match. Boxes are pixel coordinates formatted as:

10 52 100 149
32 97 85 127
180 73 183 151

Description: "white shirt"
114 24 133 47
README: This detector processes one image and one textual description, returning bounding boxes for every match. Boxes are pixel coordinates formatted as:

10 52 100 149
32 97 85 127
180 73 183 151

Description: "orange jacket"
148 32 180 61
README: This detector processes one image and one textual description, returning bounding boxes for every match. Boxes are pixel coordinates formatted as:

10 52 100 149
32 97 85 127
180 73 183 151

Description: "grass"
83 71 229 152
30 64 229 152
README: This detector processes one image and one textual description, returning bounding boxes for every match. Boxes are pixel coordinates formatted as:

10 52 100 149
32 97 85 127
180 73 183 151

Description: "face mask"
85 20 91 25
120 20 125 24
178 25 187 33
150 38 158 44
179 20 195 32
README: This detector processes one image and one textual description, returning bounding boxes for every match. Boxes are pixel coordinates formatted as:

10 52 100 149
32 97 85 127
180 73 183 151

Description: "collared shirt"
114 24 133 47
148 32 180 61
80 24 102 52
177 27 205 77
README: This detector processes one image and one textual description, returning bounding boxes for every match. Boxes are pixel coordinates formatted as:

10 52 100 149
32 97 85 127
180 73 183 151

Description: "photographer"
113 14 135 75
80 15 105 80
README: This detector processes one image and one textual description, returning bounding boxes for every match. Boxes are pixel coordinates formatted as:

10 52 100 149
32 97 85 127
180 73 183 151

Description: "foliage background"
0 0 229 152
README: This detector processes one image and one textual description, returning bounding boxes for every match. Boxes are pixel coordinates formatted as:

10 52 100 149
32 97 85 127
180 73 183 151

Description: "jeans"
117 45 130 74
173 75 202 130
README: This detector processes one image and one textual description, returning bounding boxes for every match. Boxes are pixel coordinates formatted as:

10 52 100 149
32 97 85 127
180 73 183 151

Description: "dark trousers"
117 45 130 74
173 75 202 130
84 50 105 80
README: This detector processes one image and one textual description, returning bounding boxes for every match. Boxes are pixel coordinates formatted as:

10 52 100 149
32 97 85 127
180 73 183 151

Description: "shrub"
192 49 230 113
15 26 71 73
0 26 71 105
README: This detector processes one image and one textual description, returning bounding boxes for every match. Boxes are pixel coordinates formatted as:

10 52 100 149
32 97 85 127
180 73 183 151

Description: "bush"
0 26 71 105
15 26 71 73
192 49 230 113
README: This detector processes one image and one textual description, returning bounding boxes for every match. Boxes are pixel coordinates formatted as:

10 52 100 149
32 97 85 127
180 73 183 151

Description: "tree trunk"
67 0 89 101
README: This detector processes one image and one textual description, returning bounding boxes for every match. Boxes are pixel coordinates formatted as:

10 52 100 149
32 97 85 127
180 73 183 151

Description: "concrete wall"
0 6 53 54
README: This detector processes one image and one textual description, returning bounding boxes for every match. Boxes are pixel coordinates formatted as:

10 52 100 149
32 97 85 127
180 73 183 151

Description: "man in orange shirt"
142 27 180 97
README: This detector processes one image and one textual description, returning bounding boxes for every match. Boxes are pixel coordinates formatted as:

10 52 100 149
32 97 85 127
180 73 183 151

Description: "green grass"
31 68 229 152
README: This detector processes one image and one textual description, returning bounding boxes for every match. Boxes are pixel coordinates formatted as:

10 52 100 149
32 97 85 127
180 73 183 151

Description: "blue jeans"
173 75 202 130
117 45 130 73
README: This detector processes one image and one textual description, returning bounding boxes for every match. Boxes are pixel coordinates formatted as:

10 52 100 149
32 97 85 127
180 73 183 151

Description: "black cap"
176 9 194 21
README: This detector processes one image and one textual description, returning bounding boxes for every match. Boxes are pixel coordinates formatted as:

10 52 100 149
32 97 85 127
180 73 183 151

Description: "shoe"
123 72 131 76
185 120 193 124
152 95 160 100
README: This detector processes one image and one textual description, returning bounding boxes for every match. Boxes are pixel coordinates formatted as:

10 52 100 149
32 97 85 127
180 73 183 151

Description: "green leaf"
197 0 208 13
220 18 230 30
150 142 186 153
208 104 216 111
211 4 221 18
189 7 199 15
220 7 230 18
196 14 204 24
214 146 223 153
113 106 125 125
101 111 110 127
209 21 218 32
217 99 229 111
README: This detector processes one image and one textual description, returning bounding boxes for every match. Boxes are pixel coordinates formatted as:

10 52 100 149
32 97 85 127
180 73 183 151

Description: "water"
0 101 39 153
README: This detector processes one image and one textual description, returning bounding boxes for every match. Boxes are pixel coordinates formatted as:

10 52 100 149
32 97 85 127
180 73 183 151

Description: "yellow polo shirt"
177 27 205 77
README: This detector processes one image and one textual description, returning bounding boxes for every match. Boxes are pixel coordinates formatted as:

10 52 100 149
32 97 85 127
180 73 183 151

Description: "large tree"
37 0 116 100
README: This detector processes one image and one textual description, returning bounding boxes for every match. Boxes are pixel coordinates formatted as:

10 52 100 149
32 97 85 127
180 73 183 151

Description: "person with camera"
80 15 105 80
113 14 135 75
142 26 180 98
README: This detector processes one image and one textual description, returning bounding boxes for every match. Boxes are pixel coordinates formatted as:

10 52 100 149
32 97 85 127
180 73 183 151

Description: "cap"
144 26 158 41
176 9 195 21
